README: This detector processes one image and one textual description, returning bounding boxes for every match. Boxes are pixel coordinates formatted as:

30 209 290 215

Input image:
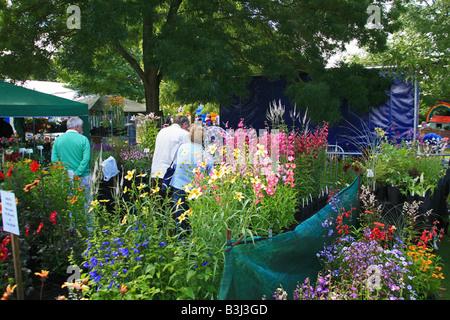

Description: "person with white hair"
51 116 91 186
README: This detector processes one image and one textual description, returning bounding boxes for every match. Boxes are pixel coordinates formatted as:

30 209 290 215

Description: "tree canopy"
348 0 449 119
0 0 406 123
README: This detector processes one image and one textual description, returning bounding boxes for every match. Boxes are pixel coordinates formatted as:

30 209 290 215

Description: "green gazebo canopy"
0 81 89 137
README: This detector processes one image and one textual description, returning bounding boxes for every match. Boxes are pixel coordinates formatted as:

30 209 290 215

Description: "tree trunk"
143 67 163 117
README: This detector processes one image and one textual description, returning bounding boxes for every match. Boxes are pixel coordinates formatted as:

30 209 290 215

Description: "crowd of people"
47 114 214 233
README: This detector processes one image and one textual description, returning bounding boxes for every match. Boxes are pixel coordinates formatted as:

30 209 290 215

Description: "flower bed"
1 118 447 300
268 185 446 300
0 159 90 299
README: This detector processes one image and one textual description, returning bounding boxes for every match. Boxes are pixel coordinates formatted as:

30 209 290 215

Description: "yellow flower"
99 199 110 202
234 191 244 201
123 186 129 194
255 144 267 156
185 208 193 216
125 169 135 180
137 183 146 190
187 188 202 200
178 213 186 222
121 214 128 225
140 192 148 198
91 200 99 206
137 173 147 177
151 187 160 195
183 183 193 192
175 198 183 208
208 144 217 154
251 177 261 185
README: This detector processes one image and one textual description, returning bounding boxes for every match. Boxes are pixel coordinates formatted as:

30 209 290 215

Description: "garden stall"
77 94 145 139
0 81 89 139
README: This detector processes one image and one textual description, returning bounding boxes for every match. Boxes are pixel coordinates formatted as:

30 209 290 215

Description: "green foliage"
1 0 403 120
349 0 449 117
77 174 220 300
369 139 444 196
0 159 90 293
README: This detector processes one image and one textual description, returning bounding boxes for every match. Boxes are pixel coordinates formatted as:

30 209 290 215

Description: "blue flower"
119 247 130 257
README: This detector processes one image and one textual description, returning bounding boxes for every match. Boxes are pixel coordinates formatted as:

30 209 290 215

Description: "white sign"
1 190 19 235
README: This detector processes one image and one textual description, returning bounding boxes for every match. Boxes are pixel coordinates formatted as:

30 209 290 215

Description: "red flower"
30 160 40 173
50 211 57 225
0 172 4 180
6 166 13 178
36 222 44 234
2 235 11 246
0 245 9 261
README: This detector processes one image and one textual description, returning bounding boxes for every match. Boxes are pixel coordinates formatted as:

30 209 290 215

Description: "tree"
348 0 449 118
1 0 405 123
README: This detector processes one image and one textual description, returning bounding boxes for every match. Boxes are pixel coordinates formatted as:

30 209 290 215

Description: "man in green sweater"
51 116 91 188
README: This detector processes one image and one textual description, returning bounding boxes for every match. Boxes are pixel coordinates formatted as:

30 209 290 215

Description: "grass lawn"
437 222 450 300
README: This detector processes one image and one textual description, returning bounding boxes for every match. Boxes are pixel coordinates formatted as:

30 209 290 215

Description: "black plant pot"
375 185 388 202
387 186 403 205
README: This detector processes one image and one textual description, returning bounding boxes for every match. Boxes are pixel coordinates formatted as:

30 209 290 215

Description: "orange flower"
23 179 40 192
35 270 49 278
61 281 89 291
373 221 385 228
1 284 17 300
120 284 127 294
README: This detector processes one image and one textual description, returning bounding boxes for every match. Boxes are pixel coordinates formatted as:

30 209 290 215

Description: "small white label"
1 190 19 235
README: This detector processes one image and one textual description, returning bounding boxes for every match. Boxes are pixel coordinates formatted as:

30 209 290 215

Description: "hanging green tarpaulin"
0 81 89 137
219 176 361 300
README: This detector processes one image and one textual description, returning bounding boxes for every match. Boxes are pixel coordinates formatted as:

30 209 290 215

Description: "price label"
1 190 19 235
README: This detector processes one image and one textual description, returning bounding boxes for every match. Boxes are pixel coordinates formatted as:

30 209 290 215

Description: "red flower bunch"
294 122 329 158
30 160 40 173
0 235 11 261
416 220 444 250
6 166 13 178
50 211 58 225
335 209 350 236
364 222 396 247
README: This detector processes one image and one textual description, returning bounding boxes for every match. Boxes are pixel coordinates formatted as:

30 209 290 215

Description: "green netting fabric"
218 176 361 300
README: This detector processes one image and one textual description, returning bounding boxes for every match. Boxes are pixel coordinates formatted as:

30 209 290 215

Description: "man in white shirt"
151 115 190 179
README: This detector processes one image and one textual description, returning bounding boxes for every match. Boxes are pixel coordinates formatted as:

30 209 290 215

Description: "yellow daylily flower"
125 169 135 181
234 191 244 201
